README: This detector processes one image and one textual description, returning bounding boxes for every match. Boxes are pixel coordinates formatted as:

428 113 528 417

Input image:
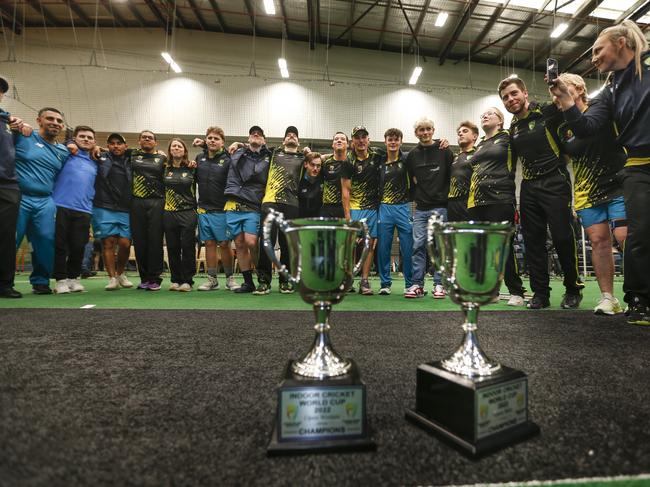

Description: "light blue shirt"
53 150 98 214
14 132 68 196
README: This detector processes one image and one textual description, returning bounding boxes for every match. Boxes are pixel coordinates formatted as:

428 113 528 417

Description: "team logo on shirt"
136 155 143 161
167 171 173 177
357 164 364 173
182 172 188 178
528 121 536 131
36 143 44 148
154 157 160 163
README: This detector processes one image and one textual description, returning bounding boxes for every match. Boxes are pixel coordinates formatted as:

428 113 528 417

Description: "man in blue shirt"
52 126 98 294
14 107 68 294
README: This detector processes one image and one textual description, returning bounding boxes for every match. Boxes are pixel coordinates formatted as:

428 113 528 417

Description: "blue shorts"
199 211 229 242
92 207 131 239
226 210 260 238
577 196 626 229
351 209 378 238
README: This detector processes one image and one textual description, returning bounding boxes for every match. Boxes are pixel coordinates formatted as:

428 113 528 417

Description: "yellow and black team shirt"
341 150 381 210
130 149 167 199
163 166 196 212
448 148 475 201
467 130 516 209
380 155 410 205
510 102 565 181
262 149 304 207
557 99 626 211
321 155 348 206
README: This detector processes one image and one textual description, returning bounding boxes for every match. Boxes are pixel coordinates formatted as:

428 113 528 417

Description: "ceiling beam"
279 0 290 38
315 0 321 43
331 0 380 46
347 0 356 46
461 1 509 64
125 2 146 27
0 5 22 35
377 0 392 50
61 0 93 27
242 0 256 34
438 0 479 65
307 0 315 49
144 0 168 30
99 0 127 27
206 0 227 33
186 0 207 30
168 1 189 29
407 0 431 52
396 0 426 60
495 13 535 65
26 0 59 27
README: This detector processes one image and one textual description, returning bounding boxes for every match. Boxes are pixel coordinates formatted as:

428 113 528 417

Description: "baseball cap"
284 125 299 138
351 125 368 137
0 76 9 94
249 125 265 137
107 133 126 144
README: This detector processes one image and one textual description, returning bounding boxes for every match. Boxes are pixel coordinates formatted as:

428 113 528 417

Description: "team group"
0 20 648 323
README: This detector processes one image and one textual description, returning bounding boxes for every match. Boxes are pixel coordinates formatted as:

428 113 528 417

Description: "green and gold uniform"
321 155 348 217
341 150 381 211
447 147 475 221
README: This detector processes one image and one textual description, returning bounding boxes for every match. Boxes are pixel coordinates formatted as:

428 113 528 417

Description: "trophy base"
267 360 375 456
406 361 539 458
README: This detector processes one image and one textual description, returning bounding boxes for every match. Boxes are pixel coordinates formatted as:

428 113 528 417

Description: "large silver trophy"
263 210 375 454
406 218 539 457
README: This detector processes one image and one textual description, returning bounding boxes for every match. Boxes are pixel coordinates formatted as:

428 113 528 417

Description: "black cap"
107 133 126 144
249 125 265 137
351 125 368 137
284 125 299 138
0 76 8 94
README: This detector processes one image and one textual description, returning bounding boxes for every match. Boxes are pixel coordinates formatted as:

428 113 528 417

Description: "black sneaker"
253 283 271 295
279 282 295 294
80 271 97 279
527 294 550 309
627 304 650 326
233 283 256 293
0 287 22 298
32 284 53 295
561 293 583 309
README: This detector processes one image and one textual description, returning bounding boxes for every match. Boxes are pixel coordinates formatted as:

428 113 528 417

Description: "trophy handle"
262 209 299 284
351 220 371 276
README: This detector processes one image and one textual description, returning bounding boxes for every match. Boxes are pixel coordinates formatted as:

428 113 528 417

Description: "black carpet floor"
1 309 649 487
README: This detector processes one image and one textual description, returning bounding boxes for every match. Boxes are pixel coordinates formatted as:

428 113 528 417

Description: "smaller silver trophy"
263 210 375 454
406 217 539 457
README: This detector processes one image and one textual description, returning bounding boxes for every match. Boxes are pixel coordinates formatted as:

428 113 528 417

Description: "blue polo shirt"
53 150 98 214
14 132 68 196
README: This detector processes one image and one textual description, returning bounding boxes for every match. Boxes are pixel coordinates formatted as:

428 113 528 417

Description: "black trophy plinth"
406 361 539 458
267 360 375 455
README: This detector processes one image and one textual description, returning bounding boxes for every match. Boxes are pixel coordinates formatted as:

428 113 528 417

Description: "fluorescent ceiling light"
435 12 449 27
278 58 289 78
550 22 569 38
264 0 276 15
161 52 182 73
409 66 422 85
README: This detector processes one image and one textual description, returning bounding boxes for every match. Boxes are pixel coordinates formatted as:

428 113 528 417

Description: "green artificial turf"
1 272 623 311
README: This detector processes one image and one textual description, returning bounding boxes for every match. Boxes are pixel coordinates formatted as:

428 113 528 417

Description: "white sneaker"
67 279 85 292
117 274 133 288
105 277 120 291
178 283 192 292
379 287 392 295
507 294 525 306
433 284 446 299
169 282 180 291
55 279 70 294
594 294 623 315
226 275 241 291
198 275 219 291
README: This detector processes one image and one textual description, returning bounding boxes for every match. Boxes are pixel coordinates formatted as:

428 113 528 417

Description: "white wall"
0 28 600 142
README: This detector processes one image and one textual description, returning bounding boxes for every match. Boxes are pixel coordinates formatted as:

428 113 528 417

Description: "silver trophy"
406 218 538 457
263 210 375 453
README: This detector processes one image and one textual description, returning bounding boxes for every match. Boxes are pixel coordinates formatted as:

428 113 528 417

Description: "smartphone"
547 58 559 84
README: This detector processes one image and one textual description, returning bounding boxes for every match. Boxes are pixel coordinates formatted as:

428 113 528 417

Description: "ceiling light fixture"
278 58 290 78
161 52 182 73
435 12 449 27
409 66 422 85
264 0 276 15
550 22 569 38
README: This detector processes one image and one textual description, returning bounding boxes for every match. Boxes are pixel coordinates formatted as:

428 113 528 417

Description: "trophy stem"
440 304 502 377
291 303 352 379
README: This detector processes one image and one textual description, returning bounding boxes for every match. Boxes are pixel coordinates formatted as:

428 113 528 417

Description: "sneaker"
117 274 133 288
234 283 255 293
80 270 97 279
507 294 525 306
627 304 650 326
0 287 22 299
561 292 582 309
226 276 241 291
198 275 220 291
594 295 623 316
432 284 446 299
253 283 271 295
279 282 295 294
54 280 70 294
404 285 425 299
527 294 550 309
178 283 192 292
379 287 392 295
137 281 150 290
67 279 85 293
147 282 161 291
32 284 53 295
105 277 120 291
347 281 356 293
360 280 373 295
169 282 180 291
